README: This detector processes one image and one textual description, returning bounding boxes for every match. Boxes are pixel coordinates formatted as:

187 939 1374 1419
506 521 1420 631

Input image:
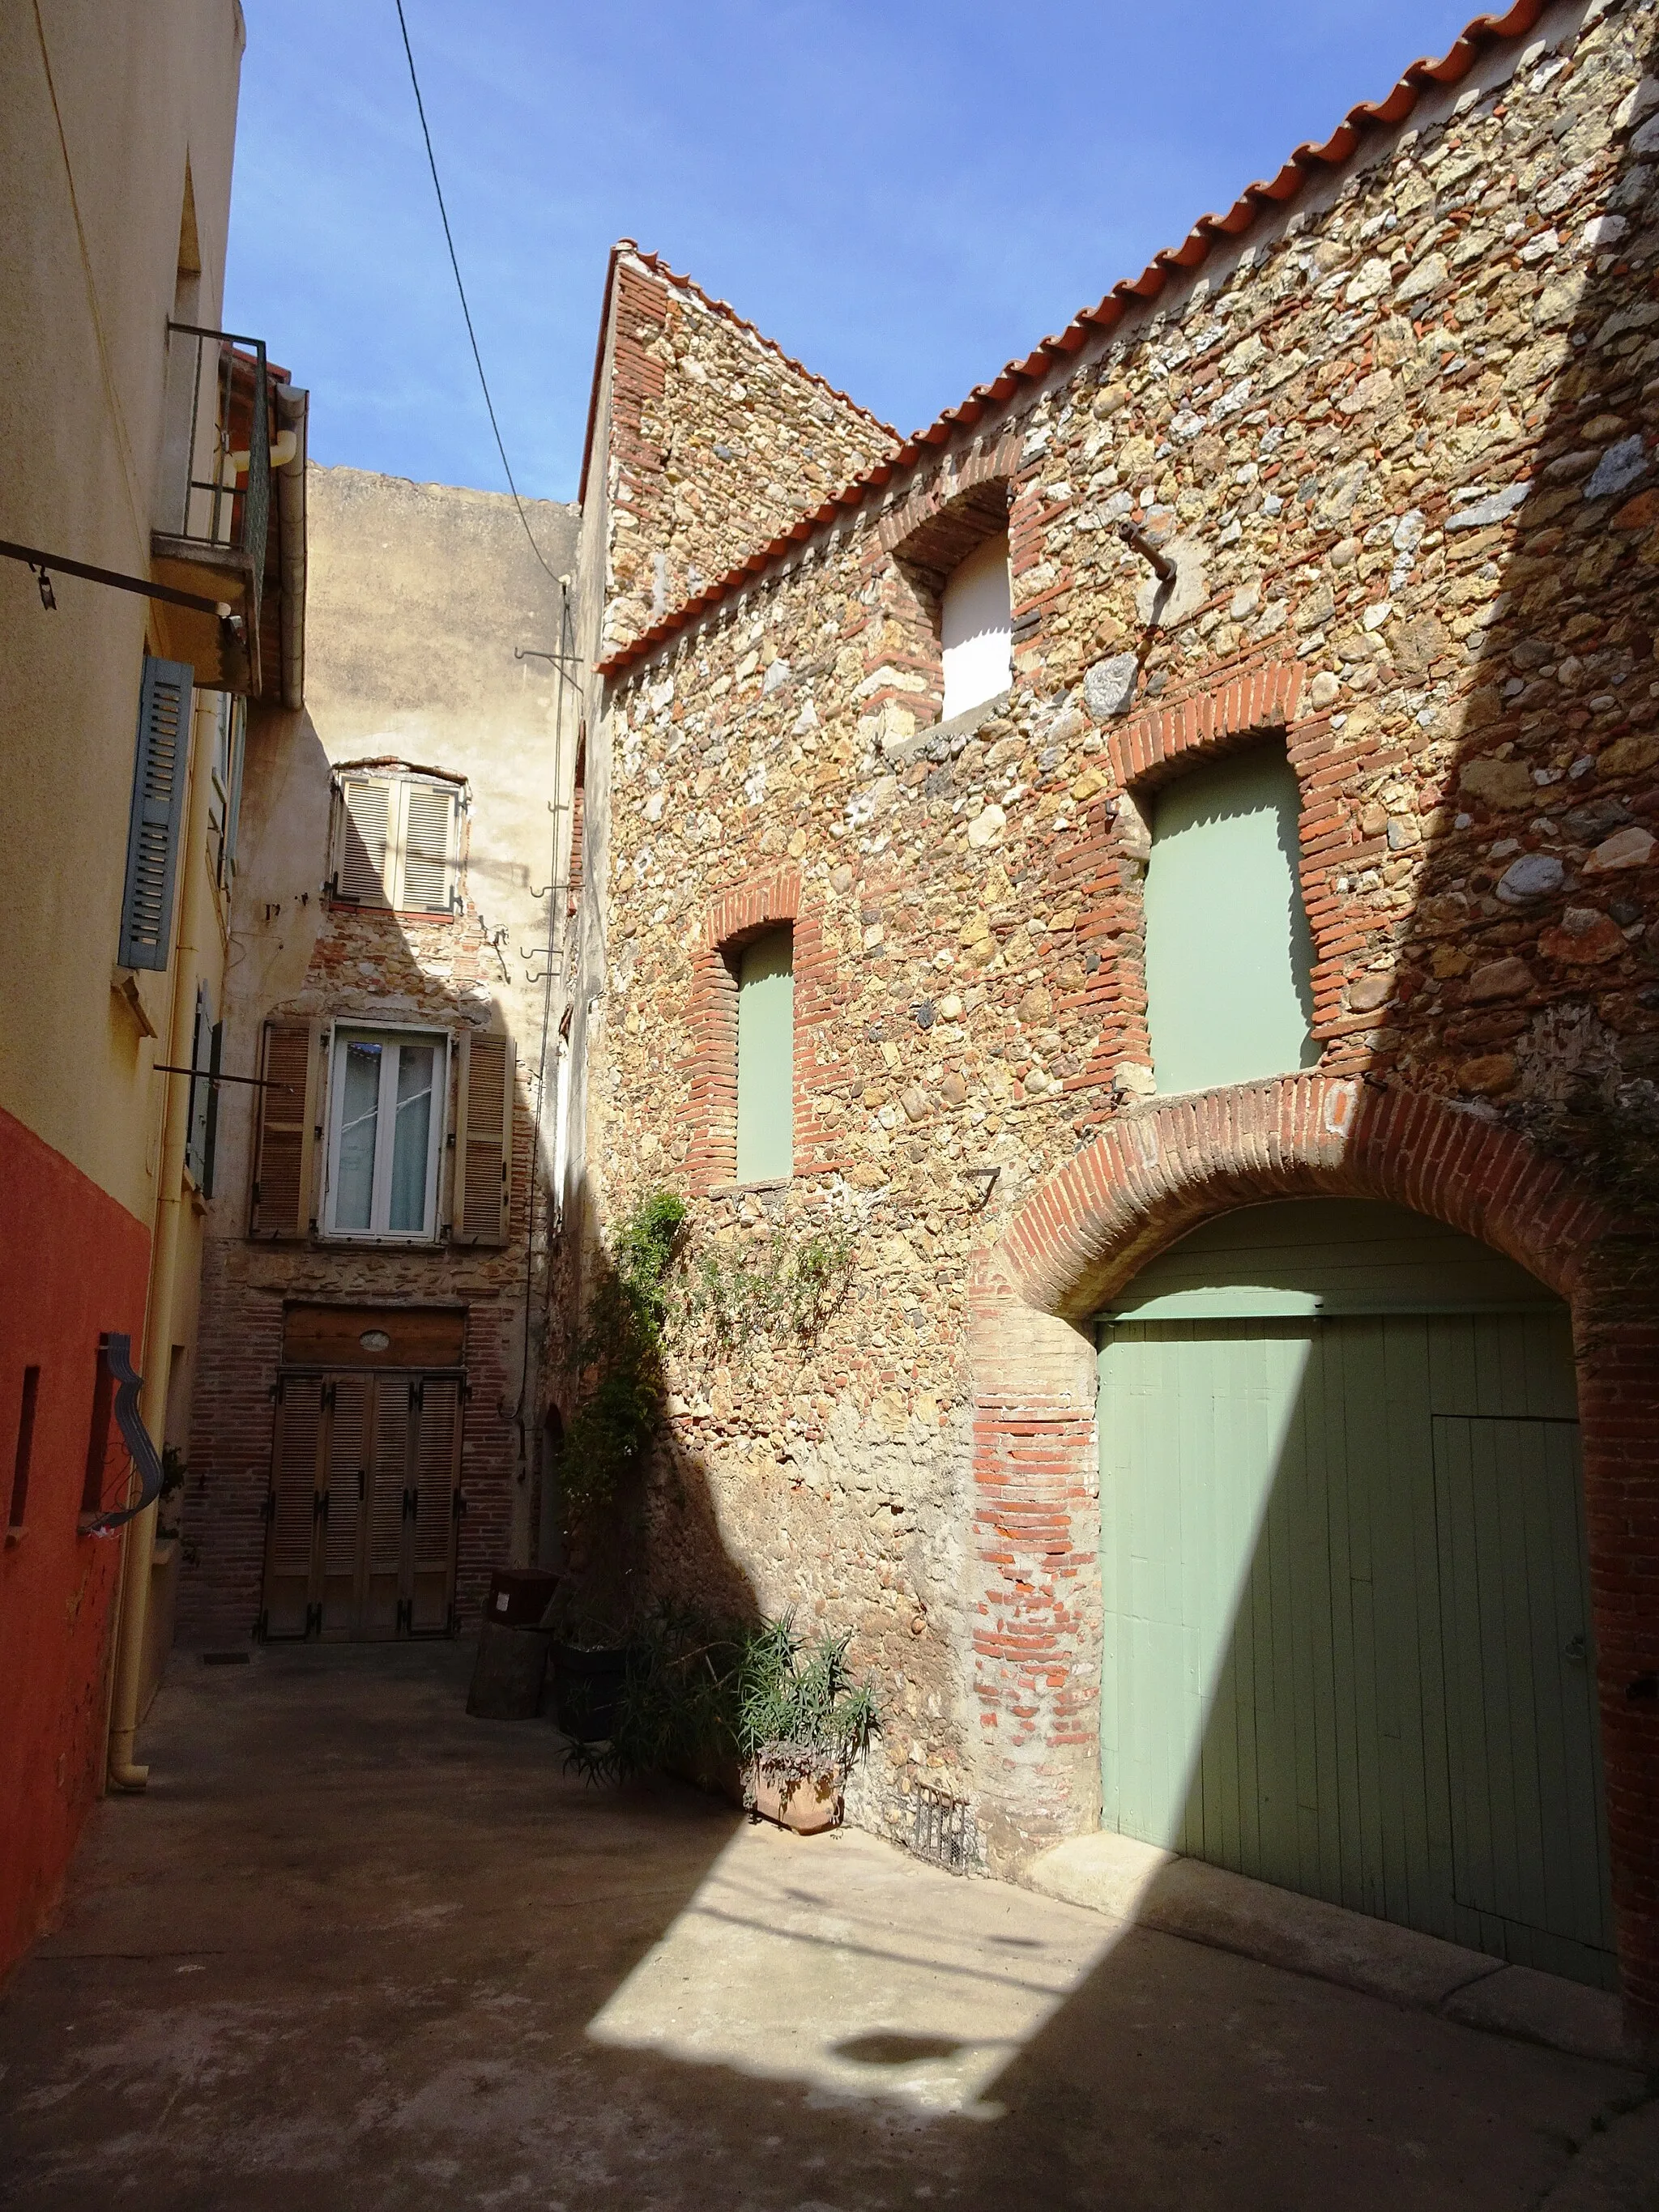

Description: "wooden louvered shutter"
335 778 392 906
118 656 194 970
262 1374 324 1639
319 1372 368 1637
361 1378 412 1639
402 784 458 914
408 1375 462 1633
249 1018 320 1238
452 1030 513 1246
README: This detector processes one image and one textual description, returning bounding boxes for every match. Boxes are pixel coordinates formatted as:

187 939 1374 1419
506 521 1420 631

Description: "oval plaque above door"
280 1302 466 1369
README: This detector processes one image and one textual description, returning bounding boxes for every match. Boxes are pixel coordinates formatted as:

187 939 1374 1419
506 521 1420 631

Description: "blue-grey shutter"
203 1020 224 1198
118 656 194 970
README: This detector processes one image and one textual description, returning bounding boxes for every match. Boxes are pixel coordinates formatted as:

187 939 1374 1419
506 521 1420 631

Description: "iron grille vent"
910 1784 975 1875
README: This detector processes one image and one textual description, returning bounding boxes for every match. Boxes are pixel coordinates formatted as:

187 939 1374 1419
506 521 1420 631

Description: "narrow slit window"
735 927 794 1184
81 1349 117 1520
9 1367 39 1529
1142 739 1317 1095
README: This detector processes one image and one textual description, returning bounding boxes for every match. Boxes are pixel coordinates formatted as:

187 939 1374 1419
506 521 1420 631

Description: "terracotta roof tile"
597 0 1550 679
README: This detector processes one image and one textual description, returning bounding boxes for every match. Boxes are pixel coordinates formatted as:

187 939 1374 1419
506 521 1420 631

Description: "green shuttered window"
736 927 794 1184
1143 740 1316 1095
118 656 194 970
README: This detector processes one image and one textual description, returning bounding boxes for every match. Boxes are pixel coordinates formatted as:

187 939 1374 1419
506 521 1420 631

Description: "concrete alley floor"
0 1645 1653 2212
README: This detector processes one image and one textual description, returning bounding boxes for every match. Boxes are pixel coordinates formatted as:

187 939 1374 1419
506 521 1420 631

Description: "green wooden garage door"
1097 1200 1616 1990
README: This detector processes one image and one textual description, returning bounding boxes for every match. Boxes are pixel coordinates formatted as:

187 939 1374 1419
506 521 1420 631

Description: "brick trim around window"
681 867 839 1193
1060 658 1361 1094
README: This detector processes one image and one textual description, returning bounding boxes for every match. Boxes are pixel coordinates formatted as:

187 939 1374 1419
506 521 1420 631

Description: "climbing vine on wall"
561 1187 688 1524
676 1221 857 1358
561 1194 858 1524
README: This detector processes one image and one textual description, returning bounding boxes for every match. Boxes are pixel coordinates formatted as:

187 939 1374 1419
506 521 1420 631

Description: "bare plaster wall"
0 0 243 1220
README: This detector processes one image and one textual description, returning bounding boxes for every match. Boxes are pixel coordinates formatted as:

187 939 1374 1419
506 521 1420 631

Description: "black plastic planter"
552 1643 629 1741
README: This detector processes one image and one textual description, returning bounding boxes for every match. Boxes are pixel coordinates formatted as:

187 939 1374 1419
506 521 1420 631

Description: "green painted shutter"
1142 740 1316 1095
736 927 794 1184
118 656 194 970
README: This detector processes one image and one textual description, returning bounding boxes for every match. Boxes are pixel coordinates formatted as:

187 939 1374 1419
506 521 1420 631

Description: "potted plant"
557 1603 742 1784
737 1614 879 1835
543 1582 636 1743
557 1605 879 1831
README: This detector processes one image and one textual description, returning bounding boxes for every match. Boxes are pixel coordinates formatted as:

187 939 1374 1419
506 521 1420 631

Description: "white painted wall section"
940 533 1011 718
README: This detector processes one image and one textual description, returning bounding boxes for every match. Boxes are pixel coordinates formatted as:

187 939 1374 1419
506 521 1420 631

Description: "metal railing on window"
159 322 271 585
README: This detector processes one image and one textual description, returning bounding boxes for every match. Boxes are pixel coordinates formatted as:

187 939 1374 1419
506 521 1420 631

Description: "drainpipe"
106 691 214 1792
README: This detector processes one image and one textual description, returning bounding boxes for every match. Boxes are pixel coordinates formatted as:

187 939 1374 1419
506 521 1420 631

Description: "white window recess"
940 532 1012 720
330 773 463 914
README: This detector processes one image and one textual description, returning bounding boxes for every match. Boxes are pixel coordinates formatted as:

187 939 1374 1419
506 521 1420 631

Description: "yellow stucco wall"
0 0 245 1224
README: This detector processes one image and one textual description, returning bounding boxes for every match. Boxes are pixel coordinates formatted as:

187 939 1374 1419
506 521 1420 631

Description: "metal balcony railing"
158 322 271 586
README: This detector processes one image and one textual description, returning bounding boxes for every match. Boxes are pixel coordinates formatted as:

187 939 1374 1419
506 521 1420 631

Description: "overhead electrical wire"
393 0 564 586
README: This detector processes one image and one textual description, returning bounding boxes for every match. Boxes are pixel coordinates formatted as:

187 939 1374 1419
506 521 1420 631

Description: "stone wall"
595 249 899 658
579 0 1659 2017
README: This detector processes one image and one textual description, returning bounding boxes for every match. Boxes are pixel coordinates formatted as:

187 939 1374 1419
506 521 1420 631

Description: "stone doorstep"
1023 1831 1636 2071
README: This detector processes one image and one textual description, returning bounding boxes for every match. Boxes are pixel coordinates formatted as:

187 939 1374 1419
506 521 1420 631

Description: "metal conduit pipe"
105 684 215 1792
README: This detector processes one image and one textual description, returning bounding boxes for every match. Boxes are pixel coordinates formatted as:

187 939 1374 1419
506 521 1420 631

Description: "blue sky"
226 1 1485 505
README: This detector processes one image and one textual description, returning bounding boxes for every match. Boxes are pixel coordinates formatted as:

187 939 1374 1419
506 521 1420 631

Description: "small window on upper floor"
940 531 1011 720
1142 739 1318 1096
329 769 463 915
735 927 794 1184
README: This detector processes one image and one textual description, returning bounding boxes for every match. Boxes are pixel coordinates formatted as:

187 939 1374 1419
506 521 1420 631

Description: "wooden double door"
1098 1311 1617 1989
262 1368 463 1640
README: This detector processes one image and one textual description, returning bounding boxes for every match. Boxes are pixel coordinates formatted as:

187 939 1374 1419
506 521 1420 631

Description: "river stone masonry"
595 249 900 660
574 0 1659 2007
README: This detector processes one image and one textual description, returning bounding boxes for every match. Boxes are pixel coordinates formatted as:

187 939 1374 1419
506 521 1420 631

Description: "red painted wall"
0 1103 150 1980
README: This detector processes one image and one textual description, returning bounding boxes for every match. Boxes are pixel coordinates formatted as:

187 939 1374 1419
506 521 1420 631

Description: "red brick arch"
681 867 843 1193
967 1069 1659 2041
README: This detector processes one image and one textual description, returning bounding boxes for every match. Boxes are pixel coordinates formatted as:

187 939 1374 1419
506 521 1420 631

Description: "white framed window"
322 1025 449 1240
329 771 463 914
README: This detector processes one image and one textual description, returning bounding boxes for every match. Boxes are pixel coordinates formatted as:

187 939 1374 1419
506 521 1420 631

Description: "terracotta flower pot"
748 1763 843 1834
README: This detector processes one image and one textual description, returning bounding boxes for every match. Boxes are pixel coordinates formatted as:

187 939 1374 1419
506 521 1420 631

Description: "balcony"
150 323 280 693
